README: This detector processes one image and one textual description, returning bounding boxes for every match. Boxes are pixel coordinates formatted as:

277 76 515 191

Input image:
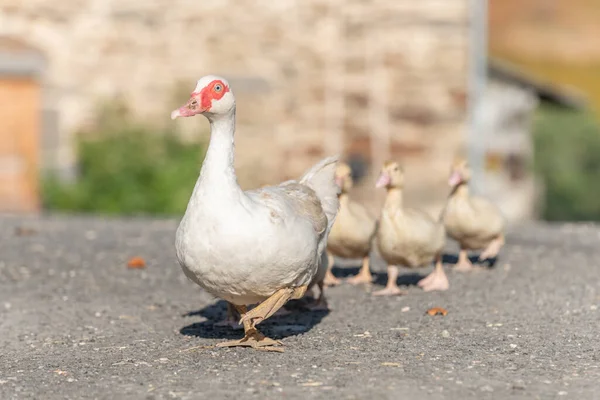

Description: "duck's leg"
418 255 449 292
213 302 243 329
240 286 307 327
306 281 329 311
454 248 474 272
323 251 341 287
215 305 284 352
372 265 405 296
478 234 505 261
347 256 373 285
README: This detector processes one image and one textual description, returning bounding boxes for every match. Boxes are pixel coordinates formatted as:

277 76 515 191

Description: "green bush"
533 104 600 221
43 105 206 216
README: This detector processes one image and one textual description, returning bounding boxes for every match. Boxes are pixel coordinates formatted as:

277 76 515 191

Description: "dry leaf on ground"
127 257 146 269
426 307 448 316
15 227 37 236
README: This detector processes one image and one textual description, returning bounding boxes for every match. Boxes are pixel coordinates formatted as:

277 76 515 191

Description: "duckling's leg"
324 251 341 287
216 305 284 352
240 286 307 327
478 234 505 261
454 248 474 272
347 256 374 285
372 265 406 296
307 281 329 311
213 302 243 329
418 255 449 292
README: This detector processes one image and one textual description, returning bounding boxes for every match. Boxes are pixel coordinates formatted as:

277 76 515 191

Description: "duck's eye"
190 99 198 107
214 84 222 92
394 167 399 171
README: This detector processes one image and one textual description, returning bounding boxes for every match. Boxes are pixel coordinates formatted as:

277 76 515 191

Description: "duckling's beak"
448 170 462 187
335 176 344 188
375 173 390 188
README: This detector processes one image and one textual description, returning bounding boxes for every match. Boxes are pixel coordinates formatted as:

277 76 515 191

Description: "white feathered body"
176 157 339 305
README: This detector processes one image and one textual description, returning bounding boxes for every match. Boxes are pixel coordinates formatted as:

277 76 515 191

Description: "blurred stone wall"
0 0 469 215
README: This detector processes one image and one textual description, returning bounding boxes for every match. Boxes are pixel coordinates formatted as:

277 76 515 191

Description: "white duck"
172 76 339 352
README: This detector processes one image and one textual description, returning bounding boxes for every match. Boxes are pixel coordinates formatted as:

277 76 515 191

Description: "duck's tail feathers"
300 155 341 234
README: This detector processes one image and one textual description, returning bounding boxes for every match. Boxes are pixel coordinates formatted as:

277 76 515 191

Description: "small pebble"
401 306 410 312
441 330 450 338
510 344 518 349
512 380 526 390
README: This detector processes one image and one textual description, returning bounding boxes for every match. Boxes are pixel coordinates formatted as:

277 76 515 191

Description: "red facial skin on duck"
171 79 230 119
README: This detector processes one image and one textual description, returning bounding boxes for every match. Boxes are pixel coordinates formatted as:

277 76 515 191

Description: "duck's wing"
245 157 340 257
278 182 329 236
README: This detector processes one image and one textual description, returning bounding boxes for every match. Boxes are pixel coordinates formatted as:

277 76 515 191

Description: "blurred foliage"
534 104 600 221
42 101 205 215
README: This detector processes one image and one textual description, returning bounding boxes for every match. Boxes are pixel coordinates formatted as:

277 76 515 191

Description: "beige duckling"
324 162 378 286
442 157 505 271
373 161 449 295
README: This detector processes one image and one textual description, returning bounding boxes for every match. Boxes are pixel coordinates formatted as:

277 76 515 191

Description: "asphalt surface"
0 214 599 400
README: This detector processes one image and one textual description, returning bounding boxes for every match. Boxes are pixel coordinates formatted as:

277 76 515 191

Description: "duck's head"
334 162 353 193
449 157 471 187
376 160 404 189
171 75 235 120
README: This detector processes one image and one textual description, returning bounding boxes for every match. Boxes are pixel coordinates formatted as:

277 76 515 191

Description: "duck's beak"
171 93 205 120
335 176 344 188
375 173 390 188
448 170 462 187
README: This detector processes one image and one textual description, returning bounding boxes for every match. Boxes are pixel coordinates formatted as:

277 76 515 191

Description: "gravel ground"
0 215 599 400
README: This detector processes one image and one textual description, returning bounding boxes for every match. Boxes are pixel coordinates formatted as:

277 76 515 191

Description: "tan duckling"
442 157 505 271
325 162 378 286
374 161 449 295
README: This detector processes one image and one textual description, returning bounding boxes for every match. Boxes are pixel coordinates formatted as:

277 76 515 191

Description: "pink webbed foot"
417 270 449 292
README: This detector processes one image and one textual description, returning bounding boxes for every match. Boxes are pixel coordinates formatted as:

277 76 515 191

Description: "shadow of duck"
180 299 329 341
442 253 498 268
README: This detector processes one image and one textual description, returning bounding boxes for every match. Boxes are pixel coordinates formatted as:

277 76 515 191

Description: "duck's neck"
450 182 469 198
384 187 403 213
195 110 242 198
338 192 350 208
